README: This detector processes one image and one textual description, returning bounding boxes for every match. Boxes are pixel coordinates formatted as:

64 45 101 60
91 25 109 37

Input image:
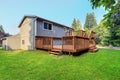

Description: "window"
44 22 52 30
44 22 48 29
22 40 25 45
48 24 52 30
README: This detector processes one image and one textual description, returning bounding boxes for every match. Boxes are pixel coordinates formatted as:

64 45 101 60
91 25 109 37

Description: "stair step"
51 49 61 52
50 48 62 55
89 48 98 52
50 51 60 55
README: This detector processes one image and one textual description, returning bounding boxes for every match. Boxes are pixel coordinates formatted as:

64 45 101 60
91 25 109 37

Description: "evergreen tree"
72 18 77 30
71 18 82 31
76 19 82 30
84 12 97 29
0 25 4 33
0 25 10 39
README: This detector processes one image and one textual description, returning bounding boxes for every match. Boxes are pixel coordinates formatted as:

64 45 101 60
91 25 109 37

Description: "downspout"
34 18 37 36
34 18 37 50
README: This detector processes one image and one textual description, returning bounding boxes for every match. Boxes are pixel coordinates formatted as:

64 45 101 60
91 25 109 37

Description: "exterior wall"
2 35 21 50
20 17 36 50
2 39 7 49
36 21 69 37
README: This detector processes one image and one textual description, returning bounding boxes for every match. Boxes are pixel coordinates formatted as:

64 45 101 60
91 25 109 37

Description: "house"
2 15 97 53
2 16 73 50
2 34 20 50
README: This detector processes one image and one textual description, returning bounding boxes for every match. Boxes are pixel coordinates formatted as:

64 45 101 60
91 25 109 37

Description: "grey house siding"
36 20 67 37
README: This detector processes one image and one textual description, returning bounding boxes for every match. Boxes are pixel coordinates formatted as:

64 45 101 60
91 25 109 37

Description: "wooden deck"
53 45 62 50
62 36 89 53
35 31 96 53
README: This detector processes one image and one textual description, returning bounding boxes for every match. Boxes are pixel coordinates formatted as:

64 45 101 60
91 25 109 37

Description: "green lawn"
0 49 120 80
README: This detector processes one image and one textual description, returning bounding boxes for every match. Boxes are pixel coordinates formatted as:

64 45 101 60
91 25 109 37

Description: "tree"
89 0 120 46
71 18 82 31
0 25 10 40
84 12 97 29
91 20 110 45
0 25 4 33
76 19 82 30
89 0 120 26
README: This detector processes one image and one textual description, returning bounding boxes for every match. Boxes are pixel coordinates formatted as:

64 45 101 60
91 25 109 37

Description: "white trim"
34 18 37 50
35 18 37 36
43 21 53 31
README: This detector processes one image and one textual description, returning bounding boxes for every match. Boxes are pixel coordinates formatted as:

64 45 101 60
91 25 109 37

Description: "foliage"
0 25 10 46
0 25 10 40
89 0 116 10
108 24 120 46
84 28 91 36
0 25 4 33
84 12 97 29
71 18 82 31
0 49 120 80
91 20 110 45
89 0 120 46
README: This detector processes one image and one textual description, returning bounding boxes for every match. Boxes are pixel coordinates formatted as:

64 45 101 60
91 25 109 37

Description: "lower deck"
35 36 96 53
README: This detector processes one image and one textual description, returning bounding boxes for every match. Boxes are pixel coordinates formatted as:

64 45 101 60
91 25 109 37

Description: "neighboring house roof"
18 15 73 30
0 31 11 40
1 34 19 41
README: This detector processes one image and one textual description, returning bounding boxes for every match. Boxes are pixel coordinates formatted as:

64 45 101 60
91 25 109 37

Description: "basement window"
44 22 52 30
22 40 25 45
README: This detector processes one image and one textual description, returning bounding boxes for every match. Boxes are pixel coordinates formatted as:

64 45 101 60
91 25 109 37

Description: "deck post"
51 37 53 51
69 52 71 56
73 36 75 52
62 37 63 51
41 38 43 48
42 37 44 48
35 38 37 48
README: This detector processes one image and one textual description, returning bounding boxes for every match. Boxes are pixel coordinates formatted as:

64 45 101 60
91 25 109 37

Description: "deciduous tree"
89 0 120 46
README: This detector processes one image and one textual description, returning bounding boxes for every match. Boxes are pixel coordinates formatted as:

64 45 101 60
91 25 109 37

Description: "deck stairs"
89 44 98 52
50 48 62 55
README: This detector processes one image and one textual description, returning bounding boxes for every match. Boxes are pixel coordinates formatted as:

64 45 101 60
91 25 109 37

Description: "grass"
0 49 120 80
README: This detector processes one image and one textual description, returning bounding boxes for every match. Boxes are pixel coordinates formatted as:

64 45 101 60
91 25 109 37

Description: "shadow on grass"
34 48 98 57
72 50 89 56
61 50 89 57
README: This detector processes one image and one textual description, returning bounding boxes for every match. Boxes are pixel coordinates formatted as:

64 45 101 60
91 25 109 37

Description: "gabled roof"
18 15 73 30
18 15 37 28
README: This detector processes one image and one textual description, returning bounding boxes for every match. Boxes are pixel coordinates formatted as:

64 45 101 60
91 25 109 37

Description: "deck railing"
35 31 96 53
35 36 52 50
62 36 74 52
62 36 89 53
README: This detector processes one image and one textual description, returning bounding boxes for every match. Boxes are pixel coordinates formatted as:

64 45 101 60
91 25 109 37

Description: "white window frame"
43 21 53 31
